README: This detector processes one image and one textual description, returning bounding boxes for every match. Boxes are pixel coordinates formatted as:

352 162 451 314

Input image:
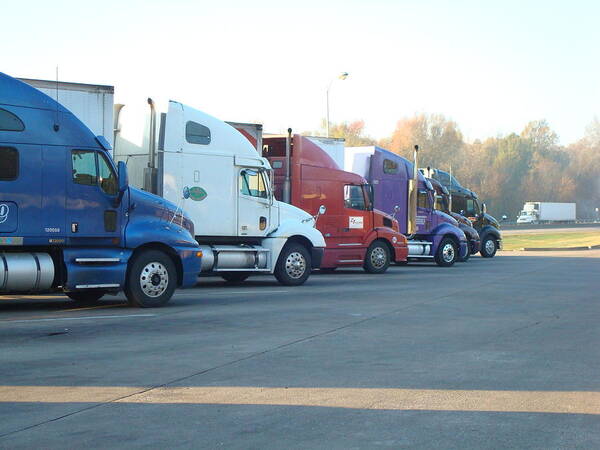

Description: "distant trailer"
18 77 114 147
517 202 576 224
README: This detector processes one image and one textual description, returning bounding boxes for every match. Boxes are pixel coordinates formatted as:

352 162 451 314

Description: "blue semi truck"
0 73 202 307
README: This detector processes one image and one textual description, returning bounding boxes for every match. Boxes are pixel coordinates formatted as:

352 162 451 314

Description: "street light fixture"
326 72 349 137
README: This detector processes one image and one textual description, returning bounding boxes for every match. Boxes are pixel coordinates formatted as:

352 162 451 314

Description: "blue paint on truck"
0 73 201 307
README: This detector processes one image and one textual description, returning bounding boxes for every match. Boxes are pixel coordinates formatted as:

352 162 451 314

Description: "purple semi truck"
342 145 468 267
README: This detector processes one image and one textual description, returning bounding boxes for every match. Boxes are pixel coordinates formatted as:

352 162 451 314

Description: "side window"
452 195 467 214
344 185 366 210
383 159 398 174
417 190 429 209
98 153 118 195
240 169 267 198
0 147 19 181
72 150 97 186
0 109 25 132
186 121 211 145
466 199 479 216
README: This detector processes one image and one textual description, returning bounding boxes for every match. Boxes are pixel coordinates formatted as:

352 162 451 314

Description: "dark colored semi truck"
422 168 502 258
428 178 480 262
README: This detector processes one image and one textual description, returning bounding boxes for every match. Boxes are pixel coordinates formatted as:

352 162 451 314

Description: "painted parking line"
2 314 156 323
1 386 599 415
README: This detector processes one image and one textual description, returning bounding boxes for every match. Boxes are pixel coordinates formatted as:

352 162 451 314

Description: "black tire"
221 272 250 283
458 244 471 262
480 236 497 258
66 291 105 305
434 238 458 267
274 243 311 286
363 240 390 274
124 250 177 307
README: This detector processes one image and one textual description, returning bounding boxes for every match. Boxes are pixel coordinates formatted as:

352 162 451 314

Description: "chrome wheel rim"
140 262 169 297
285 252 306 279
442 243 455 263
485 239 495 254
371 247 387 269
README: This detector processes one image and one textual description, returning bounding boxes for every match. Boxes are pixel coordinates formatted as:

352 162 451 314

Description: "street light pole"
326 72 349 137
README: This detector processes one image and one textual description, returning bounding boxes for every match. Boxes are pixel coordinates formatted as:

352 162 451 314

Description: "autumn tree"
306 119 376 146
383 113 465 169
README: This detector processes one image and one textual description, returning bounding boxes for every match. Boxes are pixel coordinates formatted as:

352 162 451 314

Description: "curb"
519 244 600 252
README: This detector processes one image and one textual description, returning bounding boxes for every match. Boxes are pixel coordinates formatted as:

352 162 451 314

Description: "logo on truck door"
349 216 364 229
183 186 208 202
0 204 9 224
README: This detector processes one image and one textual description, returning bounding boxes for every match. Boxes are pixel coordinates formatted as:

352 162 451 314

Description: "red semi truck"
231 124 408 273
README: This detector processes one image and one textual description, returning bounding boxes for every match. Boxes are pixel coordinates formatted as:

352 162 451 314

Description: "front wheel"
434 238 458 267
124 250 177 307
480 236 497 258
363 241 390 274
274 243 311 286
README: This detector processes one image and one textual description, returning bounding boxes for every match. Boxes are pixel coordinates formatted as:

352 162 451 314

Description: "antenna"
53 66 60 132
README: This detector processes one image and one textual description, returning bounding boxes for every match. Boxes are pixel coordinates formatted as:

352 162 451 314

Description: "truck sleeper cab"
260 134 408 273
113 101 325 286
0 73 202 307
344 146 468 267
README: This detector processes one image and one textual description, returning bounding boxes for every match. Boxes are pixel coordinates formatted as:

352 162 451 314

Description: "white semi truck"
517 202 576 224
113 98 326 285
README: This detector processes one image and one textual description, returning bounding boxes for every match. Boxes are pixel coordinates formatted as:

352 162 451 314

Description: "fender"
431 222 468 259
268 219 326 249
362 227 408 262
479 225 501 242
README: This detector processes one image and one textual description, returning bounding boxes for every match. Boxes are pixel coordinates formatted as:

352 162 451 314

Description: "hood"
275 200 315 226
483 213 500 228
450 211 471 227
129 186 195 236
434 209 459 227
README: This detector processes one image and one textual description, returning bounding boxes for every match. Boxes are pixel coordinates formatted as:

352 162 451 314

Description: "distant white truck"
517 202 576 224
19 78 114 147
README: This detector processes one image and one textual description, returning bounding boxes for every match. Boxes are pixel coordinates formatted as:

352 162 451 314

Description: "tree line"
319 116 600 220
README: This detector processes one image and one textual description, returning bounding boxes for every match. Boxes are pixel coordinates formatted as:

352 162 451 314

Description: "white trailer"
19 78 114 147
517 202 576 224
113 98 326 285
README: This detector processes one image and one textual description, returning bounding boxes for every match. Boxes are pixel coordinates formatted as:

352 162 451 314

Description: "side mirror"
114 161 129 207
118 161 128 192
319 205 327 215
502 214 507 221
460 209 465 216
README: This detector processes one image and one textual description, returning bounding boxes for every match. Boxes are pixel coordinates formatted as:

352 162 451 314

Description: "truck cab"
0 73 202 307
260 134 408 273
422 167 502 258
114 101 325 285
344 146 468 266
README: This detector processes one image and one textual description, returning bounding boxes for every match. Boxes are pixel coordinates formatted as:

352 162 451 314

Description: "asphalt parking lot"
1 250 599 449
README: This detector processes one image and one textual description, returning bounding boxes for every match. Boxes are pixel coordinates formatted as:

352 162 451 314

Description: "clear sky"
2 0 599 144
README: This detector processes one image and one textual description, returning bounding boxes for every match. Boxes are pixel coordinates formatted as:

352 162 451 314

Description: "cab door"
66 149 122 244
328 184 372 263
237 168 271 236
